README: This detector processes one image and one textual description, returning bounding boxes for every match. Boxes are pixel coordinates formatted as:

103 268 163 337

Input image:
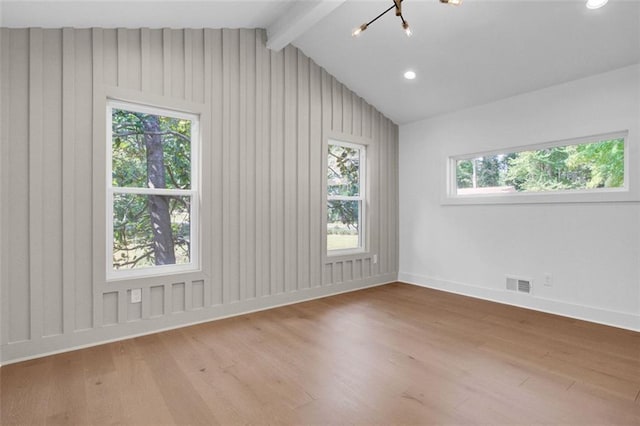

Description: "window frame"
326 139 367 256
444 130 631 205
106 99 200 281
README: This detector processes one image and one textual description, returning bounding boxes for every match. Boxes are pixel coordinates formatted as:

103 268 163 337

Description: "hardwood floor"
2 282 640 425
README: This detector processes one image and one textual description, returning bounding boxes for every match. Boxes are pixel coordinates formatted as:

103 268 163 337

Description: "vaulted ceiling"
2 0 639 124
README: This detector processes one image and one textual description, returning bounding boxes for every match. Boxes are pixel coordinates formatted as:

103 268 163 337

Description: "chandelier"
352 0 462 38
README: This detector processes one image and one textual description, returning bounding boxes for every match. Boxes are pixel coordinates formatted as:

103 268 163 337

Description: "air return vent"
506 276 532 294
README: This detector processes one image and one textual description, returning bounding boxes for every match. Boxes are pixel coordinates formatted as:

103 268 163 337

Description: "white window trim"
327 139 366 256
106 99 200 281
444 130 633 205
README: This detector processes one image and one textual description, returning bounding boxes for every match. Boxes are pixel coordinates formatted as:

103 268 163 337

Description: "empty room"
1 0 639 424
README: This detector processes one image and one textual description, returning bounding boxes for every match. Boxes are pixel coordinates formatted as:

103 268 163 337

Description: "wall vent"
506 276 532 294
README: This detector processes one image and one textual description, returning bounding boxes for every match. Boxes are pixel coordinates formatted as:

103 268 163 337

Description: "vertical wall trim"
91 28 104 328
283 45 297 293
162 29 171 97
202 29 213 307
309 60 322 288
141 286 151 319
254 30 264 298
221 29 231 304
320 69 331 284
229 30 241 302
28 28 44 340
342 87 352 135
243 29 256 299
297 50 310 290
185 281 193 312
245 29 257 299
370 110 380 277
380 118 389 274
140 28 151 93
239 29 248 301
269 48 285 295
210 29 223 306
353 94 362 138
163 283 171 316
116 28 127 87
62 28 77 334
184 29 193 102
118 289 126 323
391 126 400 272
390 123 397 272
331 77 338 132
259 30 271 298
0 29 10 354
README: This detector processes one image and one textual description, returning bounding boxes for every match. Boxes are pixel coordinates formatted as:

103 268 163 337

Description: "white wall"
399 65 640 331
0 28 399 364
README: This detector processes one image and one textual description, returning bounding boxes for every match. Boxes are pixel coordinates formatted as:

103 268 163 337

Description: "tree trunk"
139 114 176 265
472 159 478 188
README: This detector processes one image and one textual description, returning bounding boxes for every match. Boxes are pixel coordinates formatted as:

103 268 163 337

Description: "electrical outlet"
373 254 378 264
131 288 142 303
544 273 552 287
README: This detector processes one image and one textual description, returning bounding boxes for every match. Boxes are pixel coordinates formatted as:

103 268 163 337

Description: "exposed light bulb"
352 23 368 37
586 0 608 9
440 0 463 5
402 21 412 37
404 70 416 80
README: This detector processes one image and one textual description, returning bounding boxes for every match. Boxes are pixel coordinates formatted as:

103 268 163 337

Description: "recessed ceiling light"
404 70 416 80
586 0 608 9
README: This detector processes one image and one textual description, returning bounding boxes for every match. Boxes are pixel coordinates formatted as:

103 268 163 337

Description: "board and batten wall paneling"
3 29 30 344
0 28 399 364
0 29 10 356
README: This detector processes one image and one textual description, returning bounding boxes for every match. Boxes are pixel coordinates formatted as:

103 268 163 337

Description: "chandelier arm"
365 2 397 27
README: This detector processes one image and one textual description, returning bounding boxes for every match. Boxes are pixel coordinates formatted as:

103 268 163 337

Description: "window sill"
326 248 368 262
442 187 639 205
107 263 201 283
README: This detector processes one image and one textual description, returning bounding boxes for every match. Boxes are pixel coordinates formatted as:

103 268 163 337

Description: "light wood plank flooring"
2 282 640 424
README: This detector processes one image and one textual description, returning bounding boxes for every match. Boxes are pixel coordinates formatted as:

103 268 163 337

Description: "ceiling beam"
266 0 347 51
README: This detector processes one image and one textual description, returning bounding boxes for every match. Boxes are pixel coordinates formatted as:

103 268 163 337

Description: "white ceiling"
294 0 640 123
2 0 639 124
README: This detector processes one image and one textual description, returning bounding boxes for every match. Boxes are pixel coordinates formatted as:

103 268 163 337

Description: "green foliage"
456 138 624 193
456 160 473 189
112 110 191 189
328 145 360 197
476 155 503 187
456 154 513 189
504 147 586 191
327 200 359 231
568 139 624 188
111 109 192 269
113 194 191 268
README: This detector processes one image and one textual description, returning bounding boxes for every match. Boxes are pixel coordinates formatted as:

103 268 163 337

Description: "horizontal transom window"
448 131 628 203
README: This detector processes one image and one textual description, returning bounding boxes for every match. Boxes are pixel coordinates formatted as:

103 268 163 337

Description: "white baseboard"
398 272 640 332
1 273 397 366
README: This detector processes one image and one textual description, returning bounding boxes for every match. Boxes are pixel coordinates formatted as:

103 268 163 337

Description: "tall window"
327 140 365 253
107 100 199 280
